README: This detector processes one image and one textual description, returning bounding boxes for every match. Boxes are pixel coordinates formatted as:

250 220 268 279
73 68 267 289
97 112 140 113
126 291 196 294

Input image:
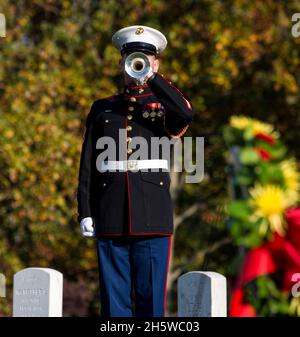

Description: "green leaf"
227 200 251 219
240 147 260 165
243 127 254 141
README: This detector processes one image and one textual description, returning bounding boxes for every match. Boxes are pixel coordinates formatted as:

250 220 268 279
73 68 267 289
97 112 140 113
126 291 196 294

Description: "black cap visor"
121 42 157 56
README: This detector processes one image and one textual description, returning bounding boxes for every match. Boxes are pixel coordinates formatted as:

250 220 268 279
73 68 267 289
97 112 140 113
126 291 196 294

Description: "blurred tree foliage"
0 0 300 316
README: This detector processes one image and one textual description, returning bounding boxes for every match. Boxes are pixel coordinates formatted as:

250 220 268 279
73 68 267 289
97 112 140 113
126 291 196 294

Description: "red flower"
255 147 272 160
255 132 276 144
230 208 300 316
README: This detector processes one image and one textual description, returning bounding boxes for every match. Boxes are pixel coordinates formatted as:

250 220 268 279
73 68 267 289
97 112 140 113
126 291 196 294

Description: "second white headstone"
0 273 5 298
13 267 63 317
178 271 227 317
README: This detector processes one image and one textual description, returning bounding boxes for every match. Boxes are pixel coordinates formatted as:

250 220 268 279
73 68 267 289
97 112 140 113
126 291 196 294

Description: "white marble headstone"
0 273 5 298
178 271 227 317
13 268 63 317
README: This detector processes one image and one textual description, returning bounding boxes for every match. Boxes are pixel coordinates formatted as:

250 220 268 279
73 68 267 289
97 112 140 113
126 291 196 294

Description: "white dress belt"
100 159 169 171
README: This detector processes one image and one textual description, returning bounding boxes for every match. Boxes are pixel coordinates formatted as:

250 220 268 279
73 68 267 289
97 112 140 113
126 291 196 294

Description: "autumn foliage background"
1 0 300 316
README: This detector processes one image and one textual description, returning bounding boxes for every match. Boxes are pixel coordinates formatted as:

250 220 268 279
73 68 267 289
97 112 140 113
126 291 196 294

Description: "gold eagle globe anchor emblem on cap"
135 27 144 35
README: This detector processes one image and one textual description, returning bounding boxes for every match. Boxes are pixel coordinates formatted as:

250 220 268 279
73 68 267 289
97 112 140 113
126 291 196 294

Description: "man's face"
119 52 160 85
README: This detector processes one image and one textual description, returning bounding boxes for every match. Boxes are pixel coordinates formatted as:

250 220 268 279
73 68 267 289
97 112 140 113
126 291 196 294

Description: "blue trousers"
96 235 173 317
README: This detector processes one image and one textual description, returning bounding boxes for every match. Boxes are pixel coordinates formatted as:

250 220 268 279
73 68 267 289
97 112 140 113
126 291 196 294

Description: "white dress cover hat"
112 25 167 56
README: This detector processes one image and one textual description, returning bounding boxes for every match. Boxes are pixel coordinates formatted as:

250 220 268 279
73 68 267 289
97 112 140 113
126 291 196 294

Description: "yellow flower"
229 115 279 138
249 184 294 236
252 120 279 139
280 158 300 203
229 116 253 130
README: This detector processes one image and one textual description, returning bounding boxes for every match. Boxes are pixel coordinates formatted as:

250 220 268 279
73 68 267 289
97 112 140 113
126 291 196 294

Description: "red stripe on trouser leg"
163 234 173 317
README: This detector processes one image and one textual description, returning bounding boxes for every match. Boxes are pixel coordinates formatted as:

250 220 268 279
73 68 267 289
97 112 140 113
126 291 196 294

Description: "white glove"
80 217 95 238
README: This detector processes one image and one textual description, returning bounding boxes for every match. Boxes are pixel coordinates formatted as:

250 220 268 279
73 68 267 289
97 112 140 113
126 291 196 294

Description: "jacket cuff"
165 124 190 139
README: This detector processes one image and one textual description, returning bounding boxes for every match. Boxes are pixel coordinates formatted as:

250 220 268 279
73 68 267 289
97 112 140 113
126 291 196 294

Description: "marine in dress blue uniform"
77 25 195 317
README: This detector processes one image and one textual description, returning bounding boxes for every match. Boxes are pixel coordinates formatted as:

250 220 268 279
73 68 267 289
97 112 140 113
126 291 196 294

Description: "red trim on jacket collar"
122 83 153 97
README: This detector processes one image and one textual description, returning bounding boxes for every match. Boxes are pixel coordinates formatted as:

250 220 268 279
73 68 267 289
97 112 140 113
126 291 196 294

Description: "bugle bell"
124 52 151 85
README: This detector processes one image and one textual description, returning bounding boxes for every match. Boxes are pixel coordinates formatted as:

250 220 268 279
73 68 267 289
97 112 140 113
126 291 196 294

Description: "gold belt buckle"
126 160 138 171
